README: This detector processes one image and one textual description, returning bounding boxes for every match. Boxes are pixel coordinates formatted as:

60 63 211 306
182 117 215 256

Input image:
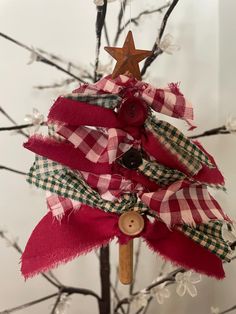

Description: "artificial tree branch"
141 0 179 77
34 78 76 90
0 165 27 176
219 304 236 314
0 122 46 132
94 0 108 82
0 32 85 82
0 293 59 314
113 0 128 46
99 246 111 314
120 3 170 33
189 126 230 139
0 106 29 138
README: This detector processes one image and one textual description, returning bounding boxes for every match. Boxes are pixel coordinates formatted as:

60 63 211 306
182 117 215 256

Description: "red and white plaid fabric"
75 75 194 127
46 191 82 219
80 171 144 200
139 180 229 226
57 124 136 164
46 176 229 226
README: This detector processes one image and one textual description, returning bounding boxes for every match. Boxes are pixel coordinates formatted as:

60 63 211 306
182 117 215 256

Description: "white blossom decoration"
151 283 170 304
132 290 149 309
157 34 180 55
175 271 201 297
24 108 44 134
222 222 236 244
225 117 236 133
210 306 220 314
55 295 70 314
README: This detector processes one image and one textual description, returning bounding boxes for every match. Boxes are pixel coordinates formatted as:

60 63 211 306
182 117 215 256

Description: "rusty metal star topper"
104 31 152 80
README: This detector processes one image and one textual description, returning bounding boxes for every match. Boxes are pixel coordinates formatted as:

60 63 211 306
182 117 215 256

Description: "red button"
118 97 148 127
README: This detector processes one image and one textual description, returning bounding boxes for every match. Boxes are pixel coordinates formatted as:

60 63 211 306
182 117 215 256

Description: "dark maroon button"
118 97 148 127
121 148 142 169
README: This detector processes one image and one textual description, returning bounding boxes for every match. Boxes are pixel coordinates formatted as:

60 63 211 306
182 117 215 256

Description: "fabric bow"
21 203 225 279
75 75 194 128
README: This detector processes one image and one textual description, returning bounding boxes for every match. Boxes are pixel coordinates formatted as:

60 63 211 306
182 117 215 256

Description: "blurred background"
0 0 236 313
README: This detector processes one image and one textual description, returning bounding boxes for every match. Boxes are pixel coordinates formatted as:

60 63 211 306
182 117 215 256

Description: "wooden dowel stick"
119 240 133 285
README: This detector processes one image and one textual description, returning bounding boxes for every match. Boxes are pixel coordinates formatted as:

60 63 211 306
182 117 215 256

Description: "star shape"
104 31 152 80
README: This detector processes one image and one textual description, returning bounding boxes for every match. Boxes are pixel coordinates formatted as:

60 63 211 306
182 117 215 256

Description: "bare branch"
34 79 76 90
94 1 108 82
0 293 58 314
0 122 46 132
141 0 179 77
0 106 28 138
120 3 170 33
0 165 27 176
189 126 230 139
0 32 86 82
220 304 236 314
113 0 128 46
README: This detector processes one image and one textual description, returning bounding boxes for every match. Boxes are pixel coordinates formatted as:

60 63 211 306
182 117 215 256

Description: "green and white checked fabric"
138 159 186 186
145 115 214 176
65 93 121 109
178 221 232 261
27 155 149 214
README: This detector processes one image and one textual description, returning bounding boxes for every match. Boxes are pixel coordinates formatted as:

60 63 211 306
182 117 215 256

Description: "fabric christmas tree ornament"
22 74 235 280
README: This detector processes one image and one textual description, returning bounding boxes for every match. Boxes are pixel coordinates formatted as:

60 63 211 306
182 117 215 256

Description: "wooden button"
118 211 145 236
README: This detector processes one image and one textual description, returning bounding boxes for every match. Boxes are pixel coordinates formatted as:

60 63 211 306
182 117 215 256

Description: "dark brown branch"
50 293 63 314
0 165 27 176
0 106 29 138
0 32 85 83
189 126 230 139
34 79 76 90
0 122 46 132
141 0 179 77
104 22 111 46
113 0 128 46
99 246 111 314
0 293 58 314
120 4 170 32
94 1 108 82
220 304 236 314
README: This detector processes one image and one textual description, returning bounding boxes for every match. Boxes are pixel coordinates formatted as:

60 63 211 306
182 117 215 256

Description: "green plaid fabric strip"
178 222 232 261
27 155 149 214
138 159 186 186
145 116 214 176
65 93 121 109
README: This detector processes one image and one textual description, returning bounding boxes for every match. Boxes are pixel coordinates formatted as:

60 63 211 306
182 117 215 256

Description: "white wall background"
0 0 235 313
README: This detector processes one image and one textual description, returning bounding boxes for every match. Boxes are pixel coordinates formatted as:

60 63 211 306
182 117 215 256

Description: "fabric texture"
22 74 231 280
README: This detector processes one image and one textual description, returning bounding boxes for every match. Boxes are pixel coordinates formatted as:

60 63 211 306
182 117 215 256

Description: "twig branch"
0 165 27 176
0 293 59 314
189 126 230 139
0 32 85 82
120 3 170 33
0 106 29 138
114 268 183 312
0 122 46 132
113 0 128 46
141 0 179 77
94 1 108 82
220 304 236 314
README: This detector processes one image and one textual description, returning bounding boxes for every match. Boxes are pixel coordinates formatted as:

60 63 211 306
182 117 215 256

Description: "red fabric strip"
48 96 122 128
21 206 119 278
142 219 225 279
24 136 112 174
